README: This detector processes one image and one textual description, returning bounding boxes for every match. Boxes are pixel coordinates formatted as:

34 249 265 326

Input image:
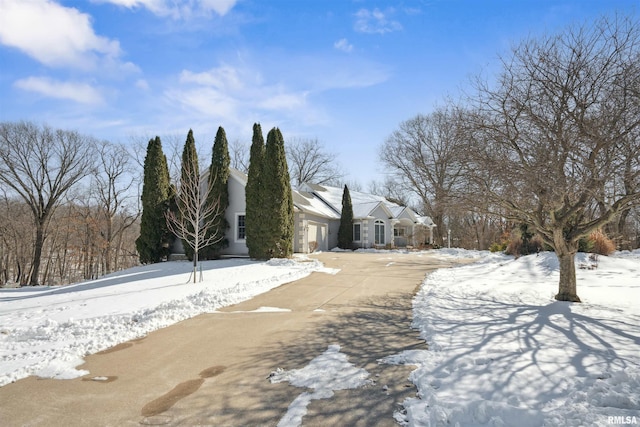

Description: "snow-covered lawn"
0 256 335 386
385 250 640 426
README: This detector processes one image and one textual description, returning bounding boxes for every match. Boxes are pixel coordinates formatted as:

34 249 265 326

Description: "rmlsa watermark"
608 415 638 425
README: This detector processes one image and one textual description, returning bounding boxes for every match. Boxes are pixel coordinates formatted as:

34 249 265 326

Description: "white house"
178 168 436 257
297 183 436 250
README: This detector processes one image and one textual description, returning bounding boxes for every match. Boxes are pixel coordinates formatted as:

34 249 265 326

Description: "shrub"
504 225 543 257
490 242 507 253
578 236 595 253
589 230 616 255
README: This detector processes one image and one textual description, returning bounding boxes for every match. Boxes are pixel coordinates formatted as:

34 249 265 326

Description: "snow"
383 250 640 426
0 256 334 386
269 344 371 427
2 248 639 427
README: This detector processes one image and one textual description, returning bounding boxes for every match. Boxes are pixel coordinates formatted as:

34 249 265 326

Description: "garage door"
307 222 328 252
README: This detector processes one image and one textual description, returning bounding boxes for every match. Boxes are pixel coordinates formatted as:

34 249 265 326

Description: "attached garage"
307 221 328 252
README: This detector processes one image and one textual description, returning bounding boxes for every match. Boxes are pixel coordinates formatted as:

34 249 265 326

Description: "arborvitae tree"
338 185 354 249
246 123 266 259
136 136 172 263
262 127 294 258
201 126 230 258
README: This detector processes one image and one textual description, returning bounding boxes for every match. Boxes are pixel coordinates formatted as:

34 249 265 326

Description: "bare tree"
229 138 250 174
286 138 345 187
0 192 32 285
464 15 640 301
130 132 208 184
340 178 363 192
604 123 640 248
165 138 225 283
380 107 468 244
93 141 140 274
368 177 412 207
0 122 96 285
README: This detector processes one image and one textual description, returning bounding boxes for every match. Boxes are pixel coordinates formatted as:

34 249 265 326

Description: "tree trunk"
29 225 45 286
553 231 581 302
105 216 113 274
192 250 198 284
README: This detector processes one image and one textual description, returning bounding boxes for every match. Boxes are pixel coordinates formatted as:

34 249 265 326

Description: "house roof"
292 190 340 219
302 183 405 220
300 183 437 227
416 216 435 227
229 167 247 185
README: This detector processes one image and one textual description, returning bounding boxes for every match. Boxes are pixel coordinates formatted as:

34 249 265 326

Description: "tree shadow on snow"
418 290 640 406
0 258 257 302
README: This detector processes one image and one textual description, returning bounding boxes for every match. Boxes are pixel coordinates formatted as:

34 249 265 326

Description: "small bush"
308 241 318 253
504 225 543 257
578 236 595 253
505 238 521 256
490 242 507 253
589 230 615 255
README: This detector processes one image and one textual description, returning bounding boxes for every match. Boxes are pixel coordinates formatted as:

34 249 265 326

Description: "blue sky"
0 0 637 186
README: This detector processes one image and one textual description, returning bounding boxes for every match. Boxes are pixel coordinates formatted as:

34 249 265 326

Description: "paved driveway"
0 251 464 426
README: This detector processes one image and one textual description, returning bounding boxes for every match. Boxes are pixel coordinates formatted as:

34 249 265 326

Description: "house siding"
221 172 249 256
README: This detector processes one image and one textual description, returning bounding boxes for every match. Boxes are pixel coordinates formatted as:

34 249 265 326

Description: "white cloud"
162 62 317 135
199 0 236 16
135 79 150 90
257 91 307 111
169 86 240 118
94 0 237 18
170 64 307 117
354 8 402 34
14 76 104 104
179 65 244 91
0 0 122 70
334 38 353 53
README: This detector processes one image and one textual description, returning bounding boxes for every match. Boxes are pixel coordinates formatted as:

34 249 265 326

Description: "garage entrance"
307 222 328 252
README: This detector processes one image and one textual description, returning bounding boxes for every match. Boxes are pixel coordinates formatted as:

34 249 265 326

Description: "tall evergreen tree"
246 123 266 259
262 127 294 258
202 126 230 258
338 185 354 249
136 136 172 263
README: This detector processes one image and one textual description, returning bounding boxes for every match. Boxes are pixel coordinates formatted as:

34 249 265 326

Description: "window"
237 214 246 240
353 223 361 241
394 227 406 237
374 220 385 245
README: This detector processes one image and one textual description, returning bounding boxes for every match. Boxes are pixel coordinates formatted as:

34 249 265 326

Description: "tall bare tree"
380 107 468 244
166 131 224 283
286 137 345 187
92 141 140 274
465 15 640 301
0 192 32 285
0 122 95 285
604 123 640 248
